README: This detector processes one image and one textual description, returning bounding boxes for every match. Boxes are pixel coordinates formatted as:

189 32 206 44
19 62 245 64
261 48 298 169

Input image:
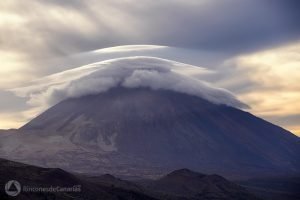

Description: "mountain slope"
140 169 260 200
237 176 300 200
8 87 299 178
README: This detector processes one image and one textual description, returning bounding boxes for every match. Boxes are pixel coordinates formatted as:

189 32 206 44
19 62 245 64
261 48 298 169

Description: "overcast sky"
0 0 300 135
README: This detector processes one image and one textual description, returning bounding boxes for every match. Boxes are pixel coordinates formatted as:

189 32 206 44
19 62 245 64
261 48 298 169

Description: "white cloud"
11 56 248 110
93 45 167 53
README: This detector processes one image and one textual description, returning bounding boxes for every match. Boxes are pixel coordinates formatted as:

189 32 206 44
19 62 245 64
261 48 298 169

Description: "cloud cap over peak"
11 56 248 110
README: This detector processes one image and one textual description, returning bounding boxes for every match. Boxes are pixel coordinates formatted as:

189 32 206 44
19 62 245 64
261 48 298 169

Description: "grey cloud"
1 0 300 63
265 114 300 127
0 91 29 112
268 114 300 126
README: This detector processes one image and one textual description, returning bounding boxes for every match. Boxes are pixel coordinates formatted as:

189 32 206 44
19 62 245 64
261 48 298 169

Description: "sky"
0 0 300 136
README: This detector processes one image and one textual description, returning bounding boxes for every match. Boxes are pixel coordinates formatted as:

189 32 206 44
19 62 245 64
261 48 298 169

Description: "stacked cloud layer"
12 56 248 109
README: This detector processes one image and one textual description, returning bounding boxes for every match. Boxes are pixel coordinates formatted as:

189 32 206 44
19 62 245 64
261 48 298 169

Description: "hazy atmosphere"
0 0 300 136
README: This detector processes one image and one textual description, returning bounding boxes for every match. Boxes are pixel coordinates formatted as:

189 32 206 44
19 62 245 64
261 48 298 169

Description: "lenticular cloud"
11 56 249 109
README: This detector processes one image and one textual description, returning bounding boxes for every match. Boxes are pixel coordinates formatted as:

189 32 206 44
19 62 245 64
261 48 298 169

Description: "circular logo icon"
5 180 21 197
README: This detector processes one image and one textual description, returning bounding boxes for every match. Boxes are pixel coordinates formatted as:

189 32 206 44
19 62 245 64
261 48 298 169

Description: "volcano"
0 57 299 179
2 87 297 178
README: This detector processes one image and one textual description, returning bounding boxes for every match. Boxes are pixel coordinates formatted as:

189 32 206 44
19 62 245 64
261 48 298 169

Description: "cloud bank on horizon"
12 57 248 110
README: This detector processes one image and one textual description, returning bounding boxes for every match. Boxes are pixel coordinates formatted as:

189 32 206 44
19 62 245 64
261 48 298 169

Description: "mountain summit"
1 57 299 178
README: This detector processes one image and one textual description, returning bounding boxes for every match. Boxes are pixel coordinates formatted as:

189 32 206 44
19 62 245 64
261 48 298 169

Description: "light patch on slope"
97 132 118 152
11 56 248 110
69 115 118 152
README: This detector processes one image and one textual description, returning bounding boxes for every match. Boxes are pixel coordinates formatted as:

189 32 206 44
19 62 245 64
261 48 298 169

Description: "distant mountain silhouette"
140 168 260 200
0 158 260 200
0 158 157 200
